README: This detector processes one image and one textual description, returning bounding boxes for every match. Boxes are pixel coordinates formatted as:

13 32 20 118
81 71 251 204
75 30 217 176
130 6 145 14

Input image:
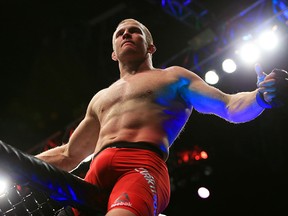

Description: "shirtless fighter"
35 18 288 216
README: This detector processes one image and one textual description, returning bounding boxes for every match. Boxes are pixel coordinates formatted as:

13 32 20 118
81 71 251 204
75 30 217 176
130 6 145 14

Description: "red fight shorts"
73 142 170 216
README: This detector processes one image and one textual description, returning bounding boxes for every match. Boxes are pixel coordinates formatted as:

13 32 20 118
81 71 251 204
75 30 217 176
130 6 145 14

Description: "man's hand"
255 63 288 108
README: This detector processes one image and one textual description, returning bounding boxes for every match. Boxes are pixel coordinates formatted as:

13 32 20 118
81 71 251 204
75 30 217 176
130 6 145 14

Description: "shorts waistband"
97 141 165 160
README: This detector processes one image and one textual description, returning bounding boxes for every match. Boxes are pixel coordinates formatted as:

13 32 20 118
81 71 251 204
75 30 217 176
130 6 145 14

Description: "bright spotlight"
257 31 278 50
239 42 260 63
0 177 8 195
197 186 210 199
222 58 237 73
205 70 219 85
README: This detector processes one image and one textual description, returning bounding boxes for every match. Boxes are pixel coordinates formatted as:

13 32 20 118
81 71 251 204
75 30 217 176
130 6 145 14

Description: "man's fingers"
263 92 275 103
255 63 267 86
255 63 265 77
258 79 276 87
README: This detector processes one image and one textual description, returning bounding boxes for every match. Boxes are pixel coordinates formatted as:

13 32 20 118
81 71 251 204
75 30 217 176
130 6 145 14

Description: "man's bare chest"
106 76 161 103
95 72 183 116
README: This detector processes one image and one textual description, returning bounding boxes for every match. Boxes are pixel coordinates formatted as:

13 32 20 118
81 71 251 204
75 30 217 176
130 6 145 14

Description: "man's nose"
122 30 132 39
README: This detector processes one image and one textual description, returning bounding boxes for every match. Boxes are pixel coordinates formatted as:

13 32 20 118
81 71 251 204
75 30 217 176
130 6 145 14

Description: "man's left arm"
180 64 287 123
225 64 288 123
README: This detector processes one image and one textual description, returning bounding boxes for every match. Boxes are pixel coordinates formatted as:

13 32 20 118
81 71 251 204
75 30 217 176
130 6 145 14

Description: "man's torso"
92 68 193 159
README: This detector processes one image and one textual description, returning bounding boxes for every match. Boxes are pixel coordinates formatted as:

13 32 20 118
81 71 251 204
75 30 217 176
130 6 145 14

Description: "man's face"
112 20 149 61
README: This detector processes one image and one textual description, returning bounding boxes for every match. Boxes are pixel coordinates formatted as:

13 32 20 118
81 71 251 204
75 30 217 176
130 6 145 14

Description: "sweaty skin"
36 19 265 173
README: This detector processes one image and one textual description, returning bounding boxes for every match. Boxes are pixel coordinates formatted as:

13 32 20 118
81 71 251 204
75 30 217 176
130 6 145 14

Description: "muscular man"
35 18 286 216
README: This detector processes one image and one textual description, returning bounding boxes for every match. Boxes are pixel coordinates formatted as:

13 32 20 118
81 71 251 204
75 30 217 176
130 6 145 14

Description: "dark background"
1 0 288 215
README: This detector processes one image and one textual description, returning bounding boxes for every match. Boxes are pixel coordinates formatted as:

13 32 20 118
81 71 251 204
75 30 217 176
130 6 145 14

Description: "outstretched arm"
178 64 285 123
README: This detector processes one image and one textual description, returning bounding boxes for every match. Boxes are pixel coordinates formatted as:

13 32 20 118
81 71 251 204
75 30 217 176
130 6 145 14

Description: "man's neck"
119 58 154 77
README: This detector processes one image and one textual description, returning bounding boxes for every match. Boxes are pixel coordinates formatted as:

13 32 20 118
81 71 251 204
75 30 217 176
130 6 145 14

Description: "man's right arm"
35 144 72 171
35 96 101 171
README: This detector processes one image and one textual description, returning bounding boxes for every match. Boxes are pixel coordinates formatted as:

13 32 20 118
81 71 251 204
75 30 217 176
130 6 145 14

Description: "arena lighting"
177 146 208 165
0 176 9 195
238 42 261 64
197 186 210 199
257 30 279 50
273 0 288 23
222 58 237 73
205 70 219 85
234 26 280 65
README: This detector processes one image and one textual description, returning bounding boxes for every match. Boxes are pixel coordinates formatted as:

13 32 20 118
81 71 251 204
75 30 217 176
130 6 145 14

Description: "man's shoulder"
91 87 109 101
162 66 198 78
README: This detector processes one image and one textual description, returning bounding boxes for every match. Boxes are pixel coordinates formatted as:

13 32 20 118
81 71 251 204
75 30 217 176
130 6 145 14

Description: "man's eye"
116 30 124 38
131 28 141 34
116 33 122 38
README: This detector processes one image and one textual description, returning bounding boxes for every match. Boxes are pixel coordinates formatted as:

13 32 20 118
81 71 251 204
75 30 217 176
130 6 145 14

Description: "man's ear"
111 51 118 61
147 44 156 54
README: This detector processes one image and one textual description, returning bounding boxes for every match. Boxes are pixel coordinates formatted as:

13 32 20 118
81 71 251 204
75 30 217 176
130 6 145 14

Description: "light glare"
205 70 219 85
239 43 260 63
258 31 278 50
197 186 210 199
0 178 8 195
222 58 237 73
